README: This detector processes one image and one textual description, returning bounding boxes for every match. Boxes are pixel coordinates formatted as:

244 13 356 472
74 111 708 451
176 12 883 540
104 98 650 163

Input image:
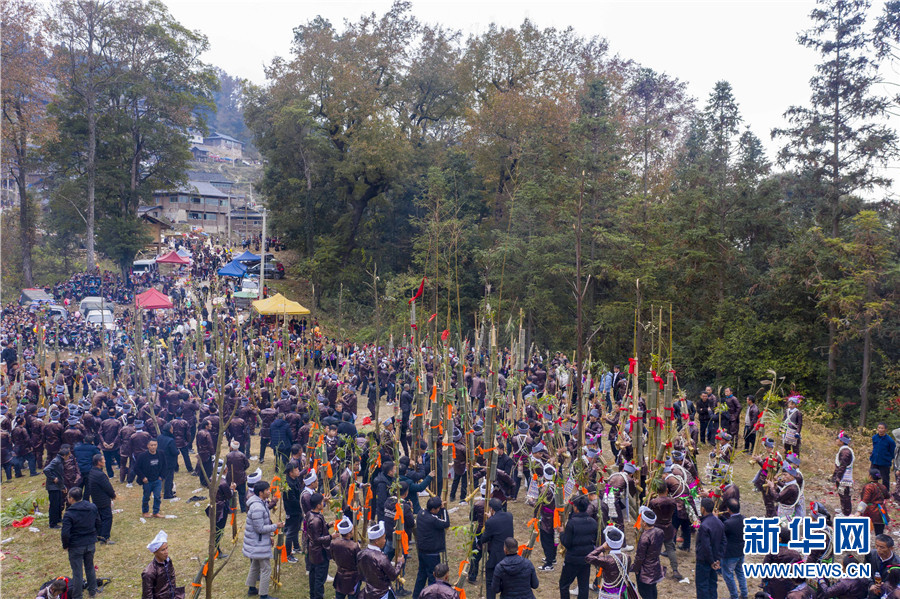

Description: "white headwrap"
337 516 354 535
367 521 386 540
147 530 168 553
247 468 263 485
604 525 624 550
639 505 657 525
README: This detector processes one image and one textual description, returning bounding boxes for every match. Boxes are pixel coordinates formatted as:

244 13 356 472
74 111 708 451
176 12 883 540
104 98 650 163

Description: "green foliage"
96 215 152 276
10 0 900 428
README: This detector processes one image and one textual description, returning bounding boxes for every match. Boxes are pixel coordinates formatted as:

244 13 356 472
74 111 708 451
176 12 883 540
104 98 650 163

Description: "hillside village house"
153 180 231 233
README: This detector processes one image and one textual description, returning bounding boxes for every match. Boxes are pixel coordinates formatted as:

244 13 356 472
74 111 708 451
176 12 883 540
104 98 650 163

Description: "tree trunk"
85 99 97 270
859 321 871 427
826 319 837 409
13 101 34 287
16 172 33 287
827 21 841 410
574 177 585 446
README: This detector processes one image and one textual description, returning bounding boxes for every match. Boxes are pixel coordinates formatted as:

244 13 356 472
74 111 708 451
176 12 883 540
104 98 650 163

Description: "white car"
79 296 112 314
85 309 117 331
240 277 260 294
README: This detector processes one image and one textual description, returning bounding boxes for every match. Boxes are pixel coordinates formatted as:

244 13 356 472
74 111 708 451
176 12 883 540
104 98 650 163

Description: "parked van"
132 259 157 274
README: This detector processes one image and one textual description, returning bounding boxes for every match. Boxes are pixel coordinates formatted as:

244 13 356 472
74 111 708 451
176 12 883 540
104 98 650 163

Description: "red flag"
409 277 426 304
428 313 437 323
441 329 449 342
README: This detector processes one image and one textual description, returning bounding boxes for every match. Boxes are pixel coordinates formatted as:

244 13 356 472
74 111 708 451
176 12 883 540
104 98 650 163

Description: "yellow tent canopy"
251 293 311 316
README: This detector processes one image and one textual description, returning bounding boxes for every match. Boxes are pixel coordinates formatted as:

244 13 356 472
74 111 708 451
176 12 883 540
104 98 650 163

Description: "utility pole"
227 195 231 247
259 208 266 300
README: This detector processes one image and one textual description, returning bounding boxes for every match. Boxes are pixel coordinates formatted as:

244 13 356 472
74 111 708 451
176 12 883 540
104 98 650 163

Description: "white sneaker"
126 483 133 488
569 587 578 595
625 545 634 552
326 575 334 582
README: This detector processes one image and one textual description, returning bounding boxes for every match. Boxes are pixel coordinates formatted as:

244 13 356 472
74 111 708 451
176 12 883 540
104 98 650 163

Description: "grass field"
0 412 886 599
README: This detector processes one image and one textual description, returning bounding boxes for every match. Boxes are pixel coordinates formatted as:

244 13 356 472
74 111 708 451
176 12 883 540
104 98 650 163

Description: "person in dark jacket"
283 461 303 563
214 478 236 557
195 419 215 486
86 454 116 544
359 521 403 599
61 487 100 599
225 440 250 512
559 496 598 599
648 475 685 581
135 439 167 518
695 498 726 599
332 516 361 599
258 404 277 464
170 412 192 473
492 537 539 599
871 423 896 490
269 414 293 469
720 498 747 599
631 506 664 599
414 497 451 599
762 526 804 599
44 444 71 529
482 499 515 599
399 384 414 456
73 437 100 483
866 534 900 583
98 410 121 478
305 492 334 599
399 461 433 514
419 563 459 599
817 554 869 599
157 424 180 499
372 461 394 521
142 530 185 599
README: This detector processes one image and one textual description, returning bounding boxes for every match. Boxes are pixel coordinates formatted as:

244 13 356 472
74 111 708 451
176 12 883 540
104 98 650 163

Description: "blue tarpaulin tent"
217 260 247 277
234 250 260 263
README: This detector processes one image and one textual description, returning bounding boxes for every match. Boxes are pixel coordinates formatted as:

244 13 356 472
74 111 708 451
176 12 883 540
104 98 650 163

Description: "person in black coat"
44 444 71 529
86 454 116 544
559 496 598 599
482 498 515 599
399 384 414 456
134 439 167 517
695 497 726 599
399 462 433 514
156 424 180 499
61 487 100 599
72 437 100 483
492 537 539 599
414 497 451 599
283 460 303 562
269 414 293 468
719 498 747 599
372 462 394 521
336 412 357 439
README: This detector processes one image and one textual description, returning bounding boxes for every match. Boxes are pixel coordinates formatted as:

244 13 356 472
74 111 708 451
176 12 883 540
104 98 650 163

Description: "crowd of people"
4 238 900 599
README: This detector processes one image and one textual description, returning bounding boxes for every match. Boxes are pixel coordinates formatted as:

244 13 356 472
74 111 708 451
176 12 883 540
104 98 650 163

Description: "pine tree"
773 0 897 406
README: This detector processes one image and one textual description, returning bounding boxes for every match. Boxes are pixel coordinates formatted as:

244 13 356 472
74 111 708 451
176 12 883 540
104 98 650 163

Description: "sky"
162 0 898 198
